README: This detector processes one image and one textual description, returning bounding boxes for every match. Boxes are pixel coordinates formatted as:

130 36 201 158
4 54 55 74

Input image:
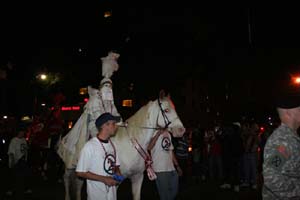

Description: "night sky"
1 3 300 119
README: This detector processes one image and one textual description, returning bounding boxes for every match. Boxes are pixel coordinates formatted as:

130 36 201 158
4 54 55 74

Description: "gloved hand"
112 174 125 182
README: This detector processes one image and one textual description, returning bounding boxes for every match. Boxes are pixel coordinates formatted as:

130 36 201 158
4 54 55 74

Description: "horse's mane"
116 100 157 141
127 101 155 127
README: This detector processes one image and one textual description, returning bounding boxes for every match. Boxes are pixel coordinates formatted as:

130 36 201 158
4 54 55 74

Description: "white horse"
60 91 185 200
113 91 185 200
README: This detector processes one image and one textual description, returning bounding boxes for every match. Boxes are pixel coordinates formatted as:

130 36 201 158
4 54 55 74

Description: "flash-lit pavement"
0 165 262 200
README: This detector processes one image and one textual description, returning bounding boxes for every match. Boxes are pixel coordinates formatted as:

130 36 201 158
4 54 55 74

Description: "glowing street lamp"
36 73 48 81
295 77 300 84
40 74 47 80
291 75 300 85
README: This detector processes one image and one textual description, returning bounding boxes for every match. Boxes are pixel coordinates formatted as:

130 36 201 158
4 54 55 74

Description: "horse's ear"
159 90 165 99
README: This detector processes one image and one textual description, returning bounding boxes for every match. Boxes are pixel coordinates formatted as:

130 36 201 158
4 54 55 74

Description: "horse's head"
156 90 185 138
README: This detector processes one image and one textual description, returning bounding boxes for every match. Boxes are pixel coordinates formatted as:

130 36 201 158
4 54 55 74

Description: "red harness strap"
131 138 157 180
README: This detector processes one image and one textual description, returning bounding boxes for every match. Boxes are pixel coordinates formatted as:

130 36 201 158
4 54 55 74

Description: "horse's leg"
130 173 144 200
75 176 84 200
63 168 72 200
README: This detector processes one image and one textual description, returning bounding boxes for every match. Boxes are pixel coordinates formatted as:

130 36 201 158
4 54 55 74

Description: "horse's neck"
126 101 160 147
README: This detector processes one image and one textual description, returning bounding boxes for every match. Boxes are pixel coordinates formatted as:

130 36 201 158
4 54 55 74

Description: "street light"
40 74 47 80
36 73 48 81
294 77 300 85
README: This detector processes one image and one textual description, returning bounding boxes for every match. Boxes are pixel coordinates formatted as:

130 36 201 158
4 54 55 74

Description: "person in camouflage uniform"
263 94 300 199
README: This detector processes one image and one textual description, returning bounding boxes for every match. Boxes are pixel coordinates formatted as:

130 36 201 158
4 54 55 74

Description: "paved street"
0 164 261 200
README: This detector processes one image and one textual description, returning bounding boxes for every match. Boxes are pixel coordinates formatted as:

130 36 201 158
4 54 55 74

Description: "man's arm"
114 166 122 176
8 153 15 168
264 142 300 198
172 151 183 176
76 171 118 186
76 144 118 186
8 139 16 168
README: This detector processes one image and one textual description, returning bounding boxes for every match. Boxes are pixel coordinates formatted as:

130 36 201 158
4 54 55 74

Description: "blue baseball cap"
95 113 120 128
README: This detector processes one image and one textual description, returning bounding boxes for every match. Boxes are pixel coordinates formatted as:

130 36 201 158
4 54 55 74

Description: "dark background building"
1 3 300 127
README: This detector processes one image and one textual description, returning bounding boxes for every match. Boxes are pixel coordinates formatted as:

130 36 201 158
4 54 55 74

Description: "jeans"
13 159 31 199
155 171 178 200
177 158 188 189
222 155 240 186
208 155 223 180
244 153 257 185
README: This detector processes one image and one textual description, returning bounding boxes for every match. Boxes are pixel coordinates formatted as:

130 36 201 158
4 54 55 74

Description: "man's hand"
176 165 183 177
104 176 118 186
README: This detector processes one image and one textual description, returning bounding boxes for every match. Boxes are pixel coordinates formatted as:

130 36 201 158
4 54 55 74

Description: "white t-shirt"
76 137 120 200
151 131 175 172
8 137 28 163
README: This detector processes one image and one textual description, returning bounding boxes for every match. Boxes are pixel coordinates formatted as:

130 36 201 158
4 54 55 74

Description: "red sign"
51 106 81 111
61 106 80 111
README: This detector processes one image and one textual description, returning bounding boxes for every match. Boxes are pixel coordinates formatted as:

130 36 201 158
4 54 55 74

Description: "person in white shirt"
76 112 122 200
8 129 28 168
148 130 183 200
7 124 32 199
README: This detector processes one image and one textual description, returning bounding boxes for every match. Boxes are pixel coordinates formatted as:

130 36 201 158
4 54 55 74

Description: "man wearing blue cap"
76 112 122 200
263 93 300 199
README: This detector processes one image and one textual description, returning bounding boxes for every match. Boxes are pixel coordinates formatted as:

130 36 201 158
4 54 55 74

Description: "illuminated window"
122 99 133 107
21 116 31 121
104 11 112 18
68 121 73 129
79 88 88 95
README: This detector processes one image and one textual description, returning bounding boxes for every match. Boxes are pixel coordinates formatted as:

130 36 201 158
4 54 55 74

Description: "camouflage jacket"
263 124 300 200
